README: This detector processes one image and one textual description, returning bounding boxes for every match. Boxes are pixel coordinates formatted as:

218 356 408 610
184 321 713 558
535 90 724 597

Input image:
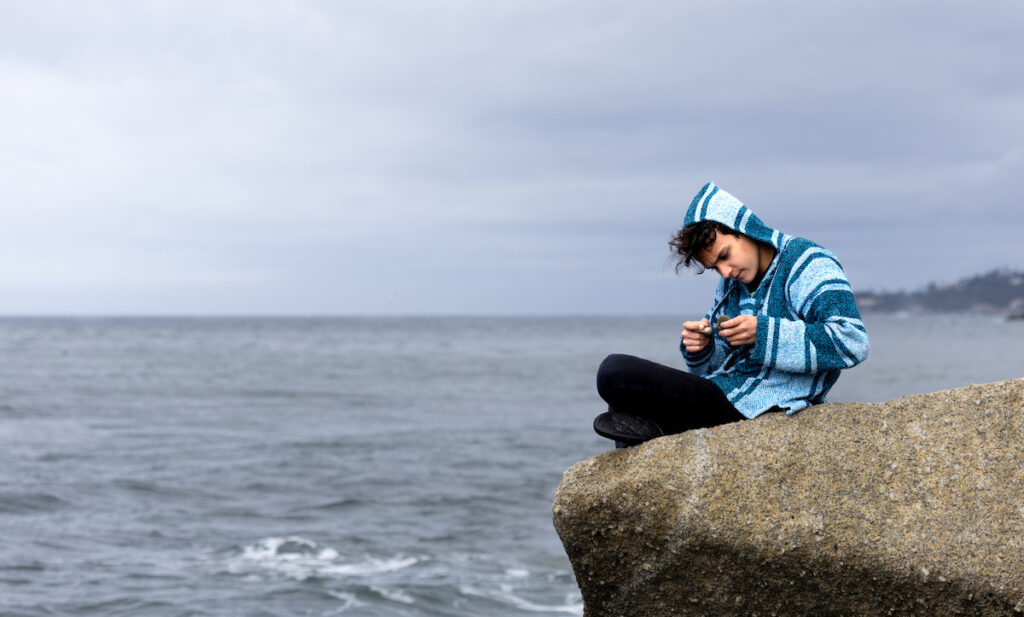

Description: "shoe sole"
593 411 664 445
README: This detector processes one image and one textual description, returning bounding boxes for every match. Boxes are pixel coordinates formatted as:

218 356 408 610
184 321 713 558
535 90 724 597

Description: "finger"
728 334 751 346
684 324 711 337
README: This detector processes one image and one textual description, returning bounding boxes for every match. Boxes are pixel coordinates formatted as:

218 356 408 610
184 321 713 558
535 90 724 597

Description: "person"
593 182 870 446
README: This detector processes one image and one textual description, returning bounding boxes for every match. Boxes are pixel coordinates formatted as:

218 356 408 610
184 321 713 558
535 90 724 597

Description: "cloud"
0 0 1022 313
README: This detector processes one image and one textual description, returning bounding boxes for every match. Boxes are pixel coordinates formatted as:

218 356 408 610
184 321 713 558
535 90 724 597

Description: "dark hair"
668 220 740 274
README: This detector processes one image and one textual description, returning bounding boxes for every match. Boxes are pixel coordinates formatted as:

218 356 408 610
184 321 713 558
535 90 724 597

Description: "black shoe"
593 411 664 445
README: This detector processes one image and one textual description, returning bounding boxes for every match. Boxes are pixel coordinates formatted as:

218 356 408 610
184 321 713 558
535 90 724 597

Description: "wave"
289 497 365 513
0 491 69 514
368 585 415 605
459 583 583 615
227 536 418 582
326 591 363 612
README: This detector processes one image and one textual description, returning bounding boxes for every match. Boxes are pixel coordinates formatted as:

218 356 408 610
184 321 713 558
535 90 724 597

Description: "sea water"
1 315 1021 616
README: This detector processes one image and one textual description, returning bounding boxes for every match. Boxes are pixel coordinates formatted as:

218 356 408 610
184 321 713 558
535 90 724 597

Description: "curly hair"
668 220 740 274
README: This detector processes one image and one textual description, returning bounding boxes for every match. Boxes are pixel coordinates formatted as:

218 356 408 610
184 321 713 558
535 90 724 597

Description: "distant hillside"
856 269 1024 316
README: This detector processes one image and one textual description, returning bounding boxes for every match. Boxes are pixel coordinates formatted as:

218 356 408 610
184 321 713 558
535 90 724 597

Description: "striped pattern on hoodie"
681 182 870 418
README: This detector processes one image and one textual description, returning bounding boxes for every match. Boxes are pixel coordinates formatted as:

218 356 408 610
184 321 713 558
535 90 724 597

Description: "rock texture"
553 378 1024 617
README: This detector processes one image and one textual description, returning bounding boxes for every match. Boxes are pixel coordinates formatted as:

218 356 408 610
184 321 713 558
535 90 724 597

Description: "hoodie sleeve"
682 283 730 375
751 247 870 373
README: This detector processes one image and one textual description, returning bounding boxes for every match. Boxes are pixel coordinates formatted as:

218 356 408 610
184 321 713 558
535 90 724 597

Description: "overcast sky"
2 1 1022 315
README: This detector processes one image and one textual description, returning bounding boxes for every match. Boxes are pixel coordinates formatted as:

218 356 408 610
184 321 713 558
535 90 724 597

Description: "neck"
748 243 777 290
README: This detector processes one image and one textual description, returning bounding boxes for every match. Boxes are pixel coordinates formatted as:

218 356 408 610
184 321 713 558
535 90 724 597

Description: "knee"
596 353 633 397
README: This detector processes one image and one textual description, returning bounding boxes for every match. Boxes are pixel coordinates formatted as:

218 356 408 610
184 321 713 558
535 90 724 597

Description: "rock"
696 315 733 336
553 378 1024 616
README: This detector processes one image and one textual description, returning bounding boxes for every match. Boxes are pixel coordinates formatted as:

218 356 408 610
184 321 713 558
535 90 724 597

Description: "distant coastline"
856 269 1024 318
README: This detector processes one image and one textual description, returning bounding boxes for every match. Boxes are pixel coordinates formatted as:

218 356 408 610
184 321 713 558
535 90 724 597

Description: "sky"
1 0 1022 315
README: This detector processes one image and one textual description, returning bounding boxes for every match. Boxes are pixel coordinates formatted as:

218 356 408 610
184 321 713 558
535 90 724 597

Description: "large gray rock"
553 378 1024 616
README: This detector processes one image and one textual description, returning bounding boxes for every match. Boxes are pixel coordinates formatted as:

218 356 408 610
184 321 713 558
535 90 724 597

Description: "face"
697 232 766 285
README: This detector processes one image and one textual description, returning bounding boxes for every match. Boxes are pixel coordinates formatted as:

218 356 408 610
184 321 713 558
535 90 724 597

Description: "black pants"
596 353 746 436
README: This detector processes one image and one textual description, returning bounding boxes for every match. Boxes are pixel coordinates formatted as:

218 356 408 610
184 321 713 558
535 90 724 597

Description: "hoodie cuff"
683 338 713 366
752 316 773 364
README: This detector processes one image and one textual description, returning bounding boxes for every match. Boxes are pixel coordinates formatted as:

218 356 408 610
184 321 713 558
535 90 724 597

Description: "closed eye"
712 250 729 271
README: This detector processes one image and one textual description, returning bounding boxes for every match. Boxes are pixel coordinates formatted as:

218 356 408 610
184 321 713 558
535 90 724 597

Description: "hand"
681 319 711 353
719 315 757 347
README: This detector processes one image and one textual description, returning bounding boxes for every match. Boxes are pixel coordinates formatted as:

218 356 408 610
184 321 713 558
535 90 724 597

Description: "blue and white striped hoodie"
681 182 870 418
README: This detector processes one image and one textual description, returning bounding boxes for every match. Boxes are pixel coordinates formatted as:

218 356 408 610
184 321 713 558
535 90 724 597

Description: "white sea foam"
320 556 419 578
459 584 584 615
369 585 416 604
230 536 418 582
325 591 362 614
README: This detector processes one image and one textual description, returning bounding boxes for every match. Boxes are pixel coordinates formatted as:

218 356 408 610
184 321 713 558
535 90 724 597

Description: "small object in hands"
697 314 733 336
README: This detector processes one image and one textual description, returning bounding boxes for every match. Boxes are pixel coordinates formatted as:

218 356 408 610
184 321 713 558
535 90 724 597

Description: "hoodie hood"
684 182 783 250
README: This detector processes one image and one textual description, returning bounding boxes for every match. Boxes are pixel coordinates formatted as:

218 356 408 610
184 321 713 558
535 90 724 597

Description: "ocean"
1 315 1021 616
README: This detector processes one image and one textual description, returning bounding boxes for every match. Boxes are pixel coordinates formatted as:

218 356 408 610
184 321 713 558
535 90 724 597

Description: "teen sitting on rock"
594 182 870 446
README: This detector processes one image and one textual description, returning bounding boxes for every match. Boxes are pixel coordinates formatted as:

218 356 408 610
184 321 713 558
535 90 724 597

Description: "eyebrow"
707 247 728 269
